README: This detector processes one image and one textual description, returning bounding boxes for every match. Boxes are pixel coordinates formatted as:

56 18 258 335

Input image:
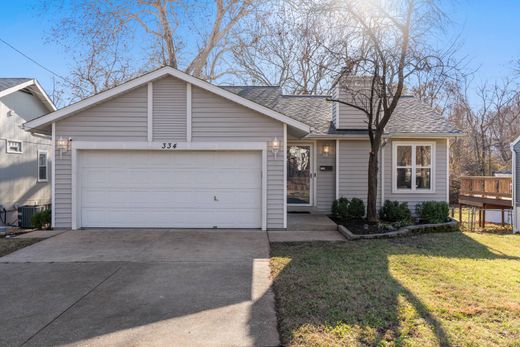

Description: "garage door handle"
214 195 219 201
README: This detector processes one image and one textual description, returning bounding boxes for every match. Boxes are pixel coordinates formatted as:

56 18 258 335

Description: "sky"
1 0 520 105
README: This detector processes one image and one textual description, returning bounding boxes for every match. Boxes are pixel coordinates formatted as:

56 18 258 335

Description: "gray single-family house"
24 66 461 230
510 137 520 233
0 78 56 225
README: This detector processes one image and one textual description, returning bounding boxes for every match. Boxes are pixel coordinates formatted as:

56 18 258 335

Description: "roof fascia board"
511 135 520 149
25 66 310 132
32 79 57 111
0 80 35 98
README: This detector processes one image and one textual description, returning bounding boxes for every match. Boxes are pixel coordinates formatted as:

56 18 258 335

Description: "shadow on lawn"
271 232 520 346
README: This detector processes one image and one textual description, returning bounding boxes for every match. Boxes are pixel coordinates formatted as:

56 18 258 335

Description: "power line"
0 37 87 94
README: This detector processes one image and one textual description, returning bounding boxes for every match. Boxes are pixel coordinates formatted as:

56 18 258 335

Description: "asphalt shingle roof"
222 85 461 136
0 78 32 93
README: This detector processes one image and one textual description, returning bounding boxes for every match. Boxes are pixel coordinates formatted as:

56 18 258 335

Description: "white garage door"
79 150 262 228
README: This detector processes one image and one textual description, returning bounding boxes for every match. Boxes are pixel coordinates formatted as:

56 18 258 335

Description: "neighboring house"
510 138 520 233
0 78 56 225
24 67 461 230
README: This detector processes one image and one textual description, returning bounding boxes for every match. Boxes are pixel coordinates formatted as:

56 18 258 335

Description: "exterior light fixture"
57 136 72 158
322 144 331 157
272 137 280 159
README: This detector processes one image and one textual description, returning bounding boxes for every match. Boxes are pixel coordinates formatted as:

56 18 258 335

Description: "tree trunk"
366 147 379 223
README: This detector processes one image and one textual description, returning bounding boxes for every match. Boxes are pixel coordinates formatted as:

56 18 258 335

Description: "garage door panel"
79 150 262 228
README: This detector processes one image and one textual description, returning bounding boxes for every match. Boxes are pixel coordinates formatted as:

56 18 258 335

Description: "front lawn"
271 232 520 346
0 238 40 257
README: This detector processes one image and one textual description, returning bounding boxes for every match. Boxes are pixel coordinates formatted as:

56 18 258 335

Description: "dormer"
332 74 372 130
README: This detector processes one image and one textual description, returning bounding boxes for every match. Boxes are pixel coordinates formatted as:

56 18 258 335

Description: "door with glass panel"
287 144 313 205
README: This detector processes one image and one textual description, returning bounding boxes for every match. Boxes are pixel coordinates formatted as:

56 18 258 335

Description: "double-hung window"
393 142 434 193
38 150 48 182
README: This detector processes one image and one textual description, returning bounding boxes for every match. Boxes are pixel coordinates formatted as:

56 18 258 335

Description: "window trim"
6 139 23 154
37 150 49 182
392 141 436 194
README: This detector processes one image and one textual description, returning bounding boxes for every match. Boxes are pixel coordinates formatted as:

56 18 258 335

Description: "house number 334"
161 142 177 149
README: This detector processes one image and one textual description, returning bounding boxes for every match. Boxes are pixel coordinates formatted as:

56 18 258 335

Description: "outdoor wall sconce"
322 143 331 157
57 136 72 158
272 137 280 159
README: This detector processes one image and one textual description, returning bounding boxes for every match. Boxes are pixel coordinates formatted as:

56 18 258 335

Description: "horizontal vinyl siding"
152 77 187 141
54 86 148 228
383 138 448 212
192 86 284 229
337 88 366 129
315 140 336 213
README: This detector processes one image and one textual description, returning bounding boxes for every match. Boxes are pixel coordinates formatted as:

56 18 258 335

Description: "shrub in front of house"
31 209 51 230
416 201 450 224
379 200 412 223
332 197 349 220
347 198 365 219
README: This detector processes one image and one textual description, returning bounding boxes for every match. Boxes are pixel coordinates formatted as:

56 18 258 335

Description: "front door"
287 144 313 205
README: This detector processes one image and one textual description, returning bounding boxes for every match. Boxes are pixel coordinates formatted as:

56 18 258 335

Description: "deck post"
501 209 505 227
478 209 482 227
459 204 462 222
482 208 486 228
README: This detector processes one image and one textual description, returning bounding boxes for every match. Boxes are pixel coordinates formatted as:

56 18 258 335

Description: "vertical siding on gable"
383 138 448 212
191 86 284 229
54 86 148 228
315 140 336 213
152 77 187 141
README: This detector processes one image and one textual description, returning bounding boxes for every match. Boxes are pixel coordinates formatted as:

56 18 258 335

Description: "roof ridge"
221 85 280 88
281 94 330 98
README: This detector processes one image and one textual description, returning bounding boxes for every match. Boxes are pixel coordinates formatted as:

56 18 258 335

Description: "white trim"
5 139 23 154
0 80 34 98
187 83 192 142
313 140 317 206
385 133 462 138
512 140 518 232
446 138 450 203
512 134 520 148
71 148 78 230
287 142 315 207
391 141 436 194
335 139 340 199
147 82 153 142
70 141 268 231
37 149 49 182
283 124 287 229
51 122 56 228
262 149 267 231
24 66 310 133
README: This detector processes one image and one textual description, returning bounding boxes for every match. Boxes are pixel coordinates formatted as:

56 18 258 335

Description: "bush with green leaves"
347 198 365 219
332 197 349 220
379 200 412 223
416 201 449 224
31 209 51 229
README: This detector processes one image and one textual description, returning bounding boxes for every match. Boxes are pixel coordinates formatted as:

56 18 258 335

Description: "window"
38 151 48 182
6 140 22 154
393 142 434 193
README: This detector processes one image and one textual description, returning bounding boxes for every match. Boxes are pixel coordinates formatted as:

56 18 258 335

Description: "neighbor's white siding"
192 86 284 229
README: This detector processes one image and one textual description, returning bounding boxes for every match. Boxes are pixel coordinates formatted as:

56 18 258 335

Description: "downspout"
512 144 518 233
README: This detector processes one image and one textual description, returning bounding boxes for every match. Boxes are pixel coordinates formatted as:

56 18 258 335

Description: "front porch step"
287 214 338 231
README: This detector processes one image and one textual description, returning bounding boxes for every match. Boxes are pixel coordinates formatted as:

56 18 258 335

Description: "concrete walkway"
0 229 279 347
269 214 345 242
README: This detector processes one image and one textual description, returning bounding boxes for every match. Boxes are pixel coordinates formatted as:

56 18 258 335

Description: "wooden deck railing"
459 176 512 199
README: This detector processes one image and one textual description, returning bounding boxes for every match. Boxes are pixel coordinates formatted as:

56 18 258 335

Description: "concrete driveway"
0 229 279 347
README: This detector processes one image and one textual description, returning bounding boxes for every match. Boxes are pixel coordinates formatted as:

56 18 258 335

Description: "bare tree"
326 0 451 223
43 0 260 103
232 0 349 94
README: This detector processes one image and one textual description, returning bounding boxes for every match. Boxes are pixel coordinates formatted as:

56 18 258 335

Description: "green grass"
271 232 520 346
0 238 40 257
